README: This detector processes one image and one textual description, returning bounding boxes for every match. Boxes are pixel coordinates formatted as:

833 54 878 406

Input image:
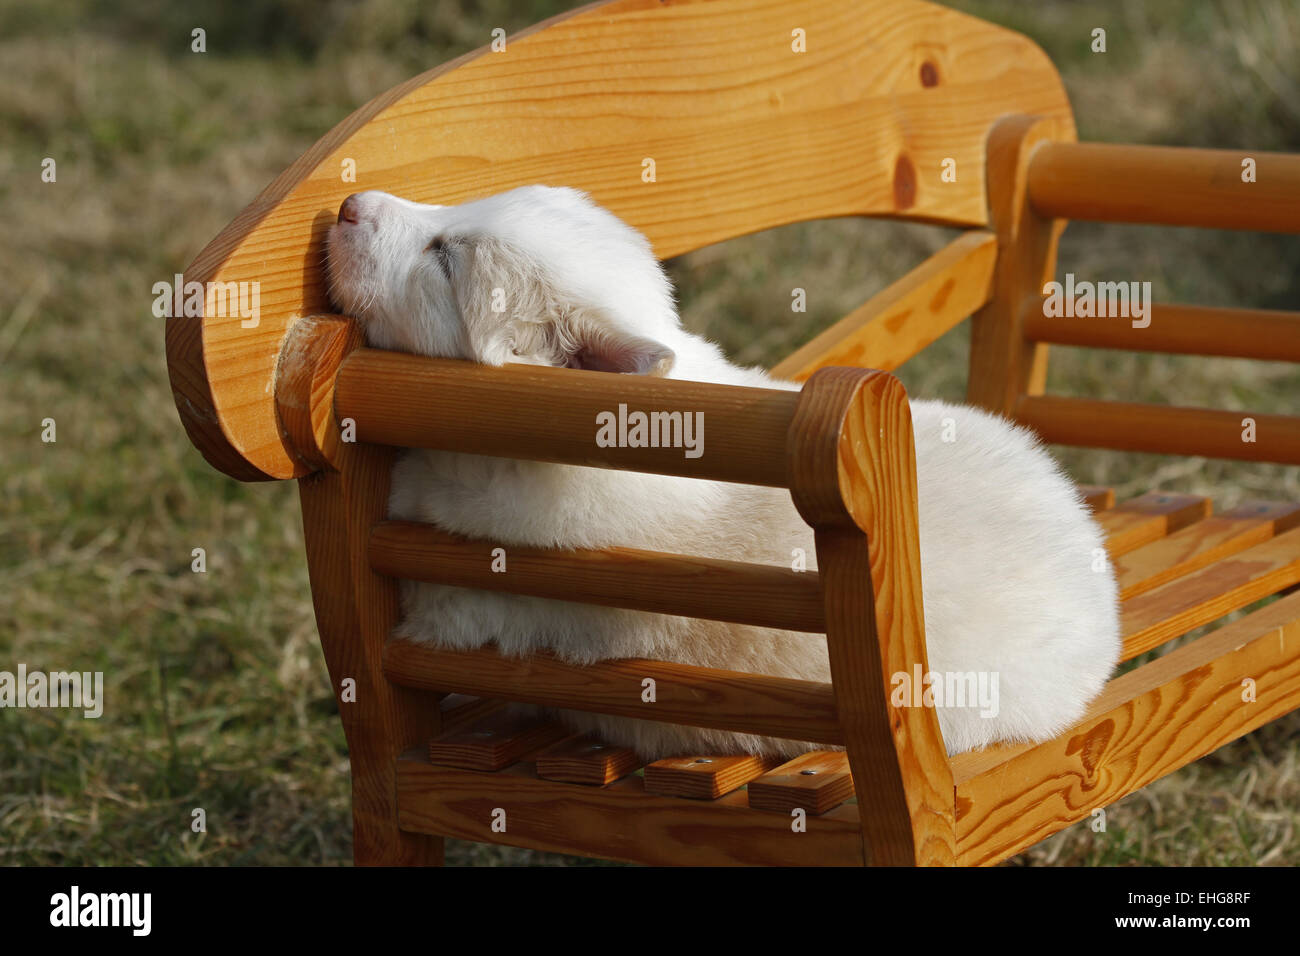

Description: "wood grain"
383 639 842 744
771 230 997 381
298 446 443 865
953 589 1300 866
336 349 800 487
534 737 643 786
1023 301 1300 362
747 751 855 815
428 710 568 771
1120 526 1300 660
167 0 1074 482
396 749 865 866
966 115 1069 414
789 367 955 866
274 315 364 471
644 754 782 800
1027 142 1300 233
1015 395 1300 465
1115 501 1300 600
369 520 825 632
1094 491 1212 557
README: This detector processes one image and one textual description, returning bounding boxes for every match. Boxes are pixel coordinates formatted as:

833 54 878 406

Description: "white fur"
326 185 1121 759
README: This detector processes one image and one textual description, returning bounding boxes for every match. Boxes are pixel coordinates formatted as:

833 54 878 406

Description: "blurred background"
1 0 1297 865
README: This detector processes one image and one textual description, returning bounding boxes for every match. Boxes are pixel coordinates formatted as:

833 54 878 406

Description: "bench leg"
299 445 443 865
967 114 1066 415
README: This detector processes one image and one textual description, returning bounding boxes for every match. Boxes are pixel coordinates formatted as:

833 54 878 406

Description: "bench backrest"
165 0 1074 483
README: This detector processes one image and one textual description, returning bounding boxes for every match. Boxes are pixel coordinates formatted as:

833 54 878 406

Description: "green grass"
1 0 1298 867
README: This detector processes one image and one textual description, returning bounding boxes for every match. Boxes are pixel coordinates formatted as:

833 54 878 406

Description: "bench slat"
1027 141 1300 233
1121 526 1300 660
534 737 643 786
1116 501 1300 599
644 754 782 800
953 588 1300 865
747 751 854 815
396 751 864 866
337 350 800 487
1095 491 1211 556
1024 302 1300 362
428 710 568 771
1016 395 1300 465
370 521 825 633
384 640 843 745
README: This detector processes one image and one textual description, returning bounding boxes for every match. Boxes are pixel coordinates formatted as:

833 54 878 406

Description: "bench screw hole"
800 770 818 775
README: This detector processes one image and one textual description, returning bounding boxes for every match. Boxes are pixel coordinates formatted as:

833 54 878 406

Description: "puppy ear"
558 308 675 376
452 233 676 376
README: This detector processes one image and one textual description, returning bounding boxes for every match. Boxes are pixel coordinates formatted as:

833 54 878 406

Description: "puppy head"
325 185 678 375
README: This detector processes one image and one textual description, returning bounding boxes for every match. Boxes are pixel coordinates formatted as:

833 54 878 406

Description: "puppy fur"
326 185 1122 759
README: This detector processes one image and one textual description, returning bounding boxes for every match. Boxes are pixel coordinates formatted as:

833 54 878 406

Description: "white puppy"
326 185 1121 759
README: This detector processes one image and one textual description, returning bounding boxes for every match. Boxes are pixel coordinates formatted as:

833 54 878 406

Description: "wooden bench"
164 0 1300 866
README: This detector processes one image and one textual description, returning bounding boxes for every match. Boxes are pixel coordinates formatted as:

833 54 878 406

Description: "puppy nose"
338 194 362 224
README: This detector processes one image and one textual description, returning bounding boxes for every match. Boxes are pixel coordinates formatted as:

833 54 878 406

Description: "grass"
1 0 1297 867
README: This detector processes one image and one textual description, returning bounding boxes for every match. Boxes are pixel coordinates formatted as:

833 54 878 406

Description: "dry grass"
1 0 1296 866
